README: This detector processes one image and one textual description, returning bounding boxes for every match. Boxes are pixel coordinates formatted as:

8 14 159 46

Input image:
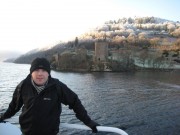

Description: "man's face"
31 69 49 85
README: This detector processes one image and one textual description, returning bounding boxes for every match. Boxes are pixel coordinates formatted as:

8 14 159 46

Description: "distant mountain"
14 43 66 64
25 44 58 55
3 58 17 63
0 51 22 62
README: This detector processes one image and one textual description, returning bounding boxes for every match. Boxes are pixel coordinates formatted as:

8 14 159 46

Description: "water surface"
0 62 180 135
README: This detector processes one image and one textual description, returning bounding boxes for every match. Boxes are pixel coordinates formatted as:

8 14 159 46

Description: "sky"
0 0 180 53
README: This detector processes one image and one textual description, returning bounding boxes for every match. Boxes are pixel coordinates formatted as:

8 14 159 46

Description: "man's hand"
86 120 100 133
0 114 4 123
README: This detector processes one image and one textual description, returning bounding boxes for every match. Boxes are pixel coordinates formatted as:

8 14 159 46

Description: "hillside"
14 17 180 71
0 51 22 62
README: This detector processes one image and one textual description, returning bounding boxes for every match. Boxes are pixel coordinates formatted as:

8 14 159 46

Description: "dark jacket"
2 74 93 135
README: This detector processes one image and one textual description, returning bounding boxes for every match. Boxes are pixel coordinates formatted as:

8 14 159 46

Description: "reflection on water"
0 62 180 135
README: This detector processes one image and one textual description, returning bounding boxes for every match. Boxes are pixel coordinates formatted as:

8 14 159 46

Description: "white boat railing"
61 123 128 135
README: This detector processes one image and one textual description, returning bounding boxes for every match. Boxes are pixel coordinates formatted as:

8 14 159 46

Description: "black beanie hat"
30 58 50 74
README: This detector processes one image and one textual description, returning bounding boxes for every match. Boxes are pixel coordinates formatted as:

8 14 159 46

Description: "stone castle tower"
94 41 108 62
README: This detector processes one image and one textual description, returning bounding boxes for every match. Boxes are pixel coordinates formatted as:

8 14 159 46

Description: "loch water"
0 62 180 135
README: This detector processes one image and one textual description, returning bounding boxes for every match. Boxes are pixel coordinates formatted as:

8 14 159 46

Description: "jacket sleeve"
57 82 92 125
1 84 23 120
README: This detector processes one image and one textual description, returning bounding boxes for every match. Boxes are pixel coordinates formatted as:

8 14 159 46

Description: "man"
0 57 99 135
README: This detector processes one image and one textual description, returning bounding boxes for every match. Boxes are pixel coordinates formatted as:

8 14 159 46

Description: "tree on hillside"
112 36 126 44
127 33 137 44
172 28 180 37
167 23 176 33
127 17 134 24
74 37 79 47
150 37 161 48
174 38 180 47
